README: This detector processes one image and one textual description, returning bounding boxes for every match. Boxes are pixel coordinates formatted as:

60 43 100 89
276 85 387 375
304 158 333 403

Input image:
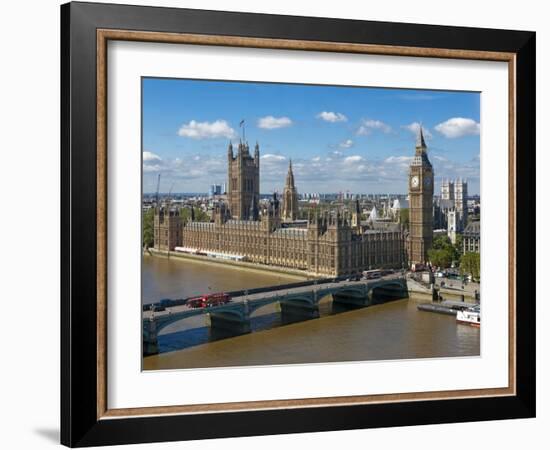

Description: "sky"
142 77 480 195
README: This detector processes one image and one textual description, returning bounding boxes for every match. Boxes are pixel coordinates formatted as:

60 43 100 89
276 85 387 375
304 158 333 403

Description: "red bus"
187 293 231 308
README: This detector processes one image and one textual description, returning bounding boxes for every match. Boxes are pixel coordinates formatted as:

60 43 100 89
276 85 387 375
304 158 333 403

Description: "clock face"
411 175 419 188
424 177 432 187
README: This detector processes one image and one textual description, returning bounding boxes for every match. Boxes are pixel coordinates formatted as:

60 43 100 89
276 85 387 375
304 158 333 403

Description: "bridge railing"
142 276 346 311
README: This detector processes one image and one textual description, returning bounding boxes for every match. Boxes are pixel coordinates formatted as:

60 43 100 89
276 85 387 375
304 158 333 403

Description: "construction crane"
155 173 161 206
167 182 175 203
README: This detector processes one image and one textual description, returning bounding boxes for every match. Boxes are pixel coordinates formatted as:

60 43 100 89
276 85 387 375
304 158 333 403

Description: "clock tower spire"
408 127 434 265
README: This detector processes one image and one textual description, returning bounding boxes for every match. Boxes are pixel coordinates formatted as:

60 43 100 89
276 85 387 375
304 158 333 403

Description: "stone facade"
154 206 182 251
153 139 406 276
227 141 260 220
440 178 468 230
408 128 434 264
180 211 405 276
463 220 480 253
282 160 299 221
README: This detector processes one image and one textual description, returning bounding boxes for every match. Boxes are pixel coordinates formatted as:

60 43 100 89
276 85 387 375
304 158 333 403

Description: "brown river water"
142 255 479 370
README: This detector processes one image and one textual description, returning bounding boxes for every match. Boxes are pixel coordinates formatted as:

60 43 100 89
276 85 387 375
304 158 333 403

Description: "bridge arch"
152 311 205 336
279 293 316 307
249 300 279 318
369 280 408 303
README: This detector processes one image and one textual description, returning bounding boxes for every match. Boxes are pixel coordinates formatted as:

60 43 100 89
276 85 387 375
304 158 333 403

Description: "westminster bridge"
143 276 408 355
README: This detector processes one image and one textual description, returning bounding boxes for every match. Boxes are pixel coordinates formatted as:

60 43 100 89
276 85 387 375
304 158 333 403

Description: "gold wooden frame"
96 29 516 420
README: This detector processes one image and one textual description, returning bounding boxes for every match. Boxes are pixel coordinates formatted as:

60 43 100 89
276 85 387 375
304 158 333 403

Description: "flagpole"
240 119 245 143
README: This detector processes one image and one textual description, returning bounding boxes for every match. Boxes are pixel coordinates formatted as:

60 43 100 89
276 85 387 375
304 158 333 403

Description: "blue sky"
142 78 480 195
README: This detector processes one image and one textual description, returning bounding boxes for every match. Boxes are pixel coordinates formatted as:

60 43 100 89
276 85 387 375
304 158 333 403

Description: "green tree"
180 206 210 222
454 233 463 264
427 248 453 268
428 235 458 269
142 208 155 248
460 252 480 280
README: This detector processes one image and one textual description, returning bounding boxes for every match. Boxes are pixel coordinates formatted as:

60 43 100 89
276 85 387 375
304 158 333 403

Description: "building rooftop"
463 220 480 236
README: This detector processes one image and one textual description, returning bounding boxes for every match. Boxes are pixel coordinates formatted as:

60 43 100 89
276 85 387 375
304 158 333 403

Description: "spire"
227 140 233 159
249 194 258 221
416 126 427 149
285 158 295 187
254 141 260 164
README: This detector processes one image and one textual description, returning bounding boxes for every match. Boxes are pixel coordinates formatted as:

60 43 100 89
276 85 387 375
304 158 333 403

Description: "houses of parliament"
154 131 434 276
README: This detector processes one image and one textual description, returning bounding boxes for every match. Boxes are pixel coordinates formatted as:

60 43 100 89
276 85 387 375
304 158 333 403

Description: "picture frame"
60 1 535 447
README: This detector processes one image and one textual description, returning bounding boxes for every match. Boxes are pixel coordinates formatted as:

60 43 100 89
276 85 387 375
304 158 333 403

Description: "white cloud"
257 116 293 129
401 122 433 139
317 111 347 123
177 119 236 139
384 156 413 164
143 164 163 173
435 117 480 138
357 119 392 136
339 139 354 149
143 151 164 172
343 155 364 164
261 154 286 161
142 146 479 196
143 151 161 162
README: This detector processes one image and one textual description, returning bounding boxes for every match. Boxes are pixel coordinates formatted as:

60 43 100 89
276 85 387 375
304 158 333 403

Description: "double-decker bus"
363 269 382 280
186 293 231 308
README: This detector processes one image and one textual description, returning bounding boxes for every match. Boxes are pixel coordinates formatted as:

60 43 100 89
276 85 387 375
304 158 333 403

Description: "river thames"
142 255 480 370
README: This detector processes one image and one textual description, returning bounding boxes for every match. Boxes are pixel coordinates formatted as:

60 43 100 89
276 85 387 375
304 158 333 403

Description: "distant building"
208 184 223 198
463 220 480 253
441 179 455 201
447 209 458 244
454 179 468 228
441 178 468 230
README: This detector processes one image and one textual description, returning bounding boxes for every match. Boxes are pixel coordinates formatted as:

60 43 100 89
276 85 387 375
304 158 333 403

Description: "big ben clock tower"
408 127 434 265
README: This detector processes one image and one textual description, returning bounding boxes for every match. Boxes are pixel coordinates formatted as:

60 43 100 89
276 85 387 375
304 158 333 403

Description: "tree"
454 233 463 257
460 252 480 280
428 235 459 269
180 206 210 222
142 208 155 248
427 248 453 268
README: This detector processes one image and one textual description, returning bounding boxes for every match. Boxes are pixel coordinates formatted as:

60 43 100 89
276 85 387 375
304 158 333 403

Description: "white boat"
456 305 480 327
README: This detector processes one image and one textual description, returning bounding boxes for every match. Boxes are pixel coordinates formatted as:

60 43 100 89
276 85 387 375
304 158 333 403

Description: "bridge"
143 276 408 355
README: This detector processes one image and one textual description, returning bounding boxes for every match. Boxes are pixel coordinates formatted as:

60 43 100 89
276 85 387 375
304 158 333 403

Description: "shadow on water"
157 298 373 354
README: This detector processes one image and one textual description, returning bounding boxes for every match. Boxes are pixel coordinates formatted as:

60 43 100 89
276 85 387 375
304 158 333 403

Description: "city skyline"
143 78 480 195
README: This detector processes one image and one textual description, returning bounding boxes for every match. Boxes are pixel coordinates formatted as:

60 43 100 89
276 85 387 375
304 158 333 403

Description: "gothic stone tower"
153 205 181 251
454 178 468 229
227 141 260 220
408 128 434 265
282 159 299 221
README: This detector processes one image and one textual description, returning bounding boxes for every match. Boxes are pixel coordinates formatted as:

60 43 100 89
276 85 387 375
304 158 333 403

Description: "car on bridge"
187 292 231 308
346 273 362 282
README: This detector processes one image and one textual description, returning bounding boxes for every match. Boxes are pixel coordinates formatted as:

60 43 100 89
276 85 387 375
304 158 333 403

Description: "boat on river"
456 305 480 327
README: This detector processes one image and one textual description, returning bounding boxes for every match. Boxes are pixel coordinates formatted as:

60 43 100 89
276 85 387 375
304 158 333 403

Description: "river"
142 255 480 370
